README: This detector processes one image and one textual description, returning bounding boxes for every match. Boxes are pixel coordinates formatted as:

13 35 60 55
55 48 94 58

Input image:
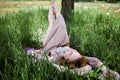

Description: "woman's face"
47 52 60 63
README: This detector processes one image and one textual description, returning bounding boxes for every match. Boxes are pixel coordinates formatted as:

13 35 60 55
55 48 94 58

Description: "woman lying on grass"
26 0 120 80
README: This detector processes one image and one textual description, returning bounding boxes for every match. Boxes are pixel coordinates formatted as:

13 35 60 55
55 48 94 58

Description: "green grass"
0 5 120 80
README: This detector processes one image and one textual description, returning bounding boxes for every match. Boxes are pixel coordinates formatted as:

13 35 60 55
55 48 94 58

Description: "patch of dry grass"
0 1 60 8
0 1 60 15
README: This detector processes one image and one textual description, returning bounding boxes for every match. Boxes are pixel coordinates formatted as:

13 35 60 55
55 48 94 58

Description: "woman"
27 0 120 80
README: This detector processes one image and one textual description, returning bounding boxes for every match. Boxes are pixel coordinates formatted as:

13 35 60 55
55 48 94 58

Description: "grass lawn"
0 1 120 80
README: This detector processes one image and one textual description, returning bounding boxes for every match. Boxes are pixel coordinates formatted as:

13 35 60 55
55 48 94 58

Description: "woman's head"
58 56 89 69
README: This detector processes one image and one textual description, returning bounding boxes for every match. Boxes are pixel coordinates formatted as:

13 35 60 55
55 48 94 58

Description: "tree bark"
61 0 74 22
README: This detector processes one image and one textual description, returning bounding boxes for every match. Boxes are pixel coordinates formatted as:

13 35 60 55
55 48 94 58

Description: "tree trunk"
61 0 74 22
